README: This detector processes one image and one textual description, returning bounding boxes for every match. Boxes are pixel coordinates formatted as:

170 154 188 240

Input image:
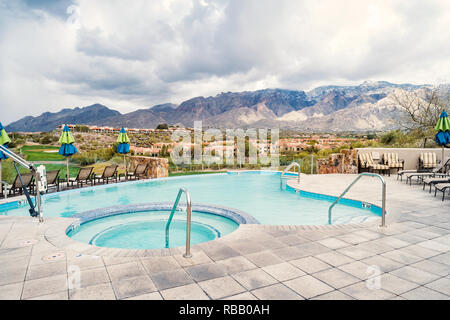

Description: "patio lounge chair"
69 167 93 188
404 158 450 185
419 152 438 170
126 163 148 180
423 175 450 193
8 172 34 196
358 153 390 175
383 152 404 173
94 165 118 185
31 169 61 193
434 183 450 201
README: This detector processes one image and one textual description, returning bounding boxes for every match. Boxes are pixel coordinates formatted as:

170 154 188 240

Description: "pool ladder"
328 173 386 227
165 188 192 258
280 161 301 188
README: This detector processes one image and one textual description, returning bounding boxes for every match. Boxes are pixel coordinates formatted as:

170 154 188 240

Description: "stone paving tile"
22 274 68 299
378 273 420 295
315 251 354 267
354 241 395 255
351 230 384 241
26 260 67 281
317 237 350 250
261 262 306 282
231 268 278 290
78 267 111 288
102 256 139 266
185 262 227 282
417 240 450 253
125 292 163 300
337 261 372 280
216 256 257 274
172 251 212 267
112 275 157 299
290 256 332 274
283 275 334 299
141 256 181 274
312 290 355 300
245 250 284 267
295 242 331 256
400 286 449 300
336 246 376 260
399 244 441 259
277 234 309 246
374 236 410 249
312 268 360 289
430 252 450 266
0 264 28 286
272 246 307 261
227 239 266 255
150 269 193 291
393 233 429 245
221 292 257 300
67 255 104 271
339 282 396 300
201 245 241 261
69 283 116 300
0 282 23 300
381 249 423 265
336 233 369 245
199 276 246 300
360 255 403 273
160 283 210 300
26 291 68 300
251 283 303 300
409 260 449 277
389 266 441 285
424 277 450 295
106 261 147 281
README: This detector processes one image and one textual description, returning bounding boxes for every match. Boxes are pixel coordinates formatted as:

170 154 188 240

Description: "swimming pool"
0 171 381 225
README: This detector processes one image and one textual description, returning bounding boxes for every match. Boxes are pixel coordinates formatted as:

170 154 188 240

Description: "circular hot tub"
66 203 258 250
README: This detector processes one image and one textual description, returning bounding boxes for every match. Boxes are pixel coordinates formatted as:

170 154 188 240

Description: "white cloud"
0 0 449 124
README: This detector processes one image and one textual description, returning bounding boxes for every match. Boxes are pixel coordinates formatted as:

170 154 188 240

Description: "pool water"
0 171 379 225
67 210 238 249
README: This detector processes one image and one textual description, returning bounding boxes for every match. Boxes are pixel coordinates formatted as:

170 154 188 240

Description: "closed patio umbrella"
435 110 450 163
0 122 11 194
116 127 130 178
58 124 77 185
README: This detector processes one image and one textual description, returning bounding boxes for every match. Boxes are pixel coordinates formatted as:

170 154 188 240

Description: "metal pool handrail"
280 161 301 188
165 187 192 258
328 173 386 227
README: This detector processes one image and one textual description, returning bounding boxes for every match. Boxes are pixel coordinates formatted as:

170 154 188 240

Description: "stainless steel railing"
280 161 301 188
328 173 386 227
165 188 192 258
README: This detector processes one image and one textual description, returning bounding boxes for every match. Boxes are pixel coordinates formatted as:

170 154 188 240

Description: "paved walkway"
0 174 449 300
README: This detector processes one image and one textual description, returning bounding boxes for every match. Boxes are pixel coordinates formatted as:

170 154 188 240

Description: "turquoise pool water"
0 171 380 225
67 210 238 249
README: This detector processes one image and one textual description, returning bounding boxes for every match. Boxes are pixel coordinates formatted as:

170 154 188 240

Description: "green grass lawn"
0 159 79 184
19 145 66 161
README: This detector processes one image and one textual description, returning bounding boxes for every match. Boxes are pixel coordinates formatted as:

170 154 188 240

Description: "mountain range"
5 81 445 132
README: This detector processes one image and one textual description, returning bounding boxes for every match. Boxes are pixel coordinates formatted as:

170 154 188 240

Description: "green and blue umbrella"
116 127 130 177
435 110 450 163
0 122 11 192
0 122 11 160
59 124 77 185
116 127 130 154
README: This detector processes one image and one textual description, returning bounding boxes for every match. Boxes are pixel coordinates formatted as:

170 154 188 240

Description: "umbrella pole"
124 154 126 180
66 157 70 189
443 146 445 164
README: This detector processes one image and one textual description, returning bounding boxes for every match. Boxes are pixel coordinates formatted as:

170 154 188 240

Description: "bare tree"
390 88 448 147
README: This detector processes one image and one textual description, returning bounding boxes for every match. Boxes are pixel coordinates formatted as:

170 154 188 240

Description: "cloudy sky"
1 0 449 124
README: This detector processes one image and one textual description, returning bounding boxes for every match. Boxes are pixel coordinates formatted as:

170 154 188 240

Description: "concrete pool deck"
0 174 449 300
